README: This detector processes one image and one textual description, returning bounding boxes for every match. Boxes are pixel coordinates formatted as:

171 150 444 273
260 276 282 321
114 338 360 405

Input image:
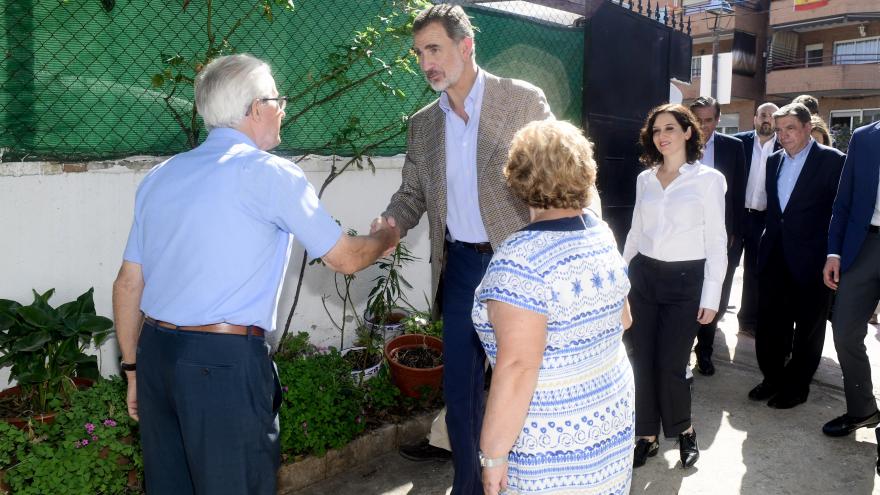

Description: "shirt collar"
705 132 716 148
206 127 258 148
438 68 485 116
784 137 814 162
755 133 776 152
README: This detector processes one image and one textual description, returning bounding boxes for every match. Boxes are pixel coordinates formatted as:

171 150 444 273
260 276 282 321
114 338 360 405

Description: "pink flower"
282 386 289 393
103 419 117 427
81 439 89 446
74 440 82 448
91 435 99 441
84 423 96 434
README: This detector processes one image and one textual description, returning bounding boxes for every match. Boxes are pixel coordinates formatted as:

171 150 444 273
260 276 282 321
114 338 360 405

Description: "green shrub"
0 421 28 470
4 378 141 495
277 350 365 457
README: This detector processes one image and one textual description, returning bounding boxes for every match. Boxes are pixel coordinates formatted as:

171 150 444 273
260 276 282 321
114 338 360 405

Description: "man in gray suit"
376 4 552 494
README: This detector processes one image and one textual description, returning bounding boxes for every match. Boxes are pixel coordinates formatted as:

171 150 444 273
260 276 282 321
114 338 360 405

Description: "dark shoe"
398 440 451 462
768 392 808 409
748 383 778 401
632 438 659 468
822 411 880 437
696 355 715 376
678 429 699 468
875 427 880 476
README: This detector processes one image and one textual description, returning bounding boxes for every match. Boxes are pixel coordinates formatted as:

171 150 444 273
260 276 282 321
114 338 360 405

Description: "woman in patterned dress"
473 120 635 495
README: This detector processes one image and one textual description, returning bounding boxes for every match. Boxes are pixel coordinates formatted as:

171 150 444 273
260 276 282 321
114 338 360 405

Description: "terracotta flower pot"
384 334 443 398
0 377 94 430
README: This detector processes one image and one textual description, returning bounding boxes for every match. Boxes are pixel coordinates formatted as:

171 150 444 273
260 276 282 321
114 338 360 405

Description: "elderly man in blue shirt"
112 54 398 495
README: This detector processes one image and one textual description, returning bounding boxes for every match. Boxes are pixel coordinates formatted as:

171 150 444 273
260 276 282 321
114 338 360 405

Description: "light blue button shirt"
440 69 488 243
777 138 814 212
702 132 716 168
123 128 342 331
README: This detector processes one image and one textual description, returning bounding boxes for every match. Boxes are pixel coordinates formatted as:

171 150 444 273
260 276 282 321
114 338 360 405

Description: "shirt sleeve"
257 159 342 260
476 246 549 316
622 173 645 263
700 171 728 311
122 211 142 264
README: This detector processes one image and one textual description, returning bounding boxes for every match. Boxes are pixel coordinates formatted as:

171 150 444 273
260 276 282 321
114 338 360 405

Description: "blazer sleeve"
383 120 427 237
731 138 747 237
828 136 858 256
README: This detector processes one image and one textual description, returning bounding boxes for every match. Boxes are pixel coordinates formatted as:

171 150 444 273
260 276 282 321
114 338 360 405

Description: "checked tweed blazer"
384 71 552 302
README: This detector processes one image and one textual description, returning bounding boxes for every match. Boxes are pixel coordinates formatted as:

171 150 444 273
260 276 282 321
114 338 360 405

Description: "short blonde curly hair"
504 120 596 210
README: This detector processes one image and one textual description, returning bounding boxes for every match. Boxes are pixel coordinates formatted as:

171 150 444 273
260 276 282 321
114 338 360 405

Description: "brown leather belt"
144 316 265 337
450 239 493 254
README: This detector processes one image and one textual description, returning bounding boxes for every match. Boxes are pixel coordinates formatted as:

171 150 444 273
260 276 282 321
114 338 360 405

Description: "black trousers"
695 235 742 359
738 210 766 328
137 321 281 495
755 242 831 398
629 253 704 438
831 232 880 417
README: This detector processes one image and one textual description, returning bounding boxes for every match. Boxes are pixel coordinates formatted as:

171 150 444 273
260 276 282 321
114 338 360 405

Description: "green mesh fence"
1 0 583 161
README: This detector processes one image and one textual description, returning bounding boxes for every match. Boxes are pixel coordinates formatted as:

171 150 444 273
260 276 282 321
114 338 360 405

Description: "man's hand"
125 373 139 422
371 215 400 257
823 257 841 290
697 307 717 325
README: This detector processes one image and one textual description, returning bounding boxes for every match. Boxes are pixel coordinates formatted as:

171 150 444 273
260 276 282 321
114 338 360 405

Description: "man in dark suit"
748 103 845 409
820 121 880 436
733 103 781 337
689 96 746 375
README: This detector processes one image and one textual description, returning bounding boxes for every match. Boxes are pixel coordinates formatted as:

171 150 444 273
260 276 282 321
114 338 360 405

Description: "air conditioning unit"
706 0 734 15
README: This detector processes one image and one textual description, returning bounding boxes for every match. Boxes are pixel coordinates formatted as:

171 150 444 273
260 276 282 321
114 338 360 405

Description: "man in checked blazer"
376 5 552 494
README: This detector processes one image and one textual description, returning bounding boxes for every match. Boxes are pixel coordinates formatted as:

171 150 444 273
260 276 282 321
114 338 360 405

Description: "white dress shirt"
873 166 880 226
623 162 728 311
744 133 776 211
701 132 716 168
441 69 488 243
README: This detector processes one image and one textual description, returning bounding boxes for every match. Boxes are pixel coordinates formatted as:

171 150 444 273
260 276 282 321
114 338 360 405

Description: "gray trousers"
831 232 880 418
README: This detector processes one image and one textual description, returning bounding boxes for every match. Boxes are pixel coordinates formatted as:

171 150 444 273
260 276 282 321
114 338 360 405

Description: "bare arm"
480 300 548 495
112 261 144 421
322 218 399 275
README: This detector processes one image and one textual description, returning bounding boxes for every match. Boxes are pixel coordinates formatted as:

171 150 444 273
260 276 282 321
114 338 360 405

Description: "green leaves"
0 288 115 413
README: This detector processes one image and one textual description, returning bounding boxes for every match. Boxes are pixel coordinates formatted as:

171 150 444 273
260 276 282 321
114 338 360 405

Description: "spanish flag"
795 0 829 10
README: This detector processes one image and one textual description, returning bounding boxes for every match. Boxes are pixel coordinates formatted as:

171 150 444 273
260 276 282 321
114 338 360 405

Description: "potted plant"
0 288 113 428
384 311 443 398
342 325 384 384
364 242 417 342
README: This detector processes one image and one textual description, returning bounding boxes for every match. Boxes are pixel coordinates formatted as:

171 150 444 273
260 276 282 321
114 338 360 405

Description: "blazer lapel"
425 104 447 226
767 152 783 215
476 74 506 182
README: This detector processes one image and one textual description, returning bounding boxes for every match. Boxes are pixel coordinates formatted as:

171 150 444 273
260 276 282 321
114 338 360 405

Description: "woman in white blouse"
623 104 727 469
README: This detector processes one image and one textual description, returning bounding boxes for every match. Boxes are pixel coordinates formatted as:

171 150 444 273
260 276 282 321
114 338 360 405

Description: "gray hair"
413 4 474 42
195 54 276 131
773 103 812 125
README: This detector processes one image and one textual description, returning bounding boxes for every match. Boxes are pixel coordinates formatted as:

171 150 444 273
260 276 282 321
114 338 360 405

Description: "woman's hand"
482 464 509 495
696 307 717 325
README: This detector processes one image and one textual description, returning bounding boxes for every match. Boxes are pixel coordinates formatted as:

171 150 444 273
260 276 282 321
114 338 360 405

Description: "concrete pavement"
290 266 880 494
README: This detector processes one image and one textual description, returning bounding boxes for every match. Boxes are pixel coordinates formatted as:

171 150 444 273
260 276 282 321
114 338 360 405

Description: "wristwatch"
478 450 508 468
120 361 137 372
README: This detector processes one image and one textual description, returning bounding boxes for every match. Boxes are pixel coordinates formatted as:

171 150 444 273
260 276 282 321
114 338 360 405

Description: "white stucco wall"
0 155 430 384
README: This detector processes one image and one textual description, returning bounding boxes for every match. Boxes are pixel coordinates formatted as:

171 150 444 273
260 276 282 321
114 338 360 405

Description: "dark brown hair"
639 103 704 166
412 4 474 41
689 95 721 119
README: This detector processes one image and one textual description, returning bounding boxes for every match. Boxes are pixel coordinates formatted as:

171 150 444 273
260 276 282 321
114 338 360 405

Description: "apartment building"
672 0 879 138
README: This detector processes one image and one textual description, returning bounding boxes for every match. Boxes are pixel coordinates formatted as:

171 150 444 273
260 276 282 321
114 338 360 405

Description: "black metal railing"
767 50 880 71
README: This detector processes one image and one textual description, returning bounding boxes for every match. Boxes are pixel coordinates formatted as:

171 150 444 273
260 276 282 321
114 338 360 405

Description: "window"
805 43 824 67
691 56 702 79
833 37 880 65
718 113 740 135
830 108 880 131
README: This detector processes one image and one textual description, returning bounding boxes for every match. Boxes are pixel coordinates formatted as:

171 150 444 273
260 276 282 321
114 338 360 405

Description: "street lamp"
706 0 733 99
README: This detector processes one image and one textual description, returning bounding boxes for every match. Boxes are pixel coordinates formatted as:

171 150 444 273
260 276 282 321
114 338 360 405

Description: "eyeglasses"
258 96 288 111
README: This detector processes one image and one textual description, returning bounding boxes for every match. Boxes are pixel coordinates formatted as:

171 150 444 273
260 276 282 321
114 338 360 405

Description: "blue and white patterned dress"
473 214 634 494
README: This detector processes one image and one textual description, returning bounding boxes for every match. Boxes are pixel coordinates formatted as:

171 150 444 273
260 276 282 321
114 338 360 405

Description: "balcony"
766 51 880 96
770 0 880 30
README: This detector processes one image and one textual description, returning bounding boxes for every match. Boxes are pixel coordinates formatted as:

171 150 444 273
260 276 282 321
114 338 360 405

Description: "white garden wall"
0 155 430 384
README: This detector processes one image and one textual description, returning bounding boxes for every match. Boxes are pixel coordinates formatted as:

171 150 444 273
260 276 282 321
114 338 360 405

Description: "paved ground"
292 266 880 494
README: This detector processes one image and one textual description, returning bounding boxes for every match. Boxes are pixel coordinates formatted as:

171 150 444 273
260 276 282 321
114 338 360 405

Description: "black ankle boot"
679 429 699 468
633 438 659 468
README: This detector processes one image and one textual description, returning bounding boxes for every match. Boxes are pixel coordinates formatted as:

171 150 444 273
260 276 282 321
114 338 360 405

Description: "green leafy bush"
277 350 365 457
0 421 27 469
3 378 142 495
